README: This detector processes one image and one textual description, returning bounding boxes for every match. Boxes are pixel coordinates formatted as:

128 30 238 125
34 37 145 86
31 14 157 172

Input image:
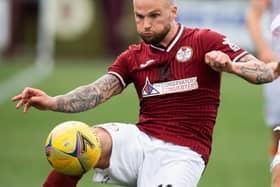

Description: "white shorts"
93 123 205 187
264 78 280 127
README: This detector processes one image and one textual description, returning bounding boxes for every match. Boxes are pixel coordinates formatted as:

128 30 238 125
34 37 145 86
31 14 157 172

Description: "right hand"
205 50 233 73
11 87 57 113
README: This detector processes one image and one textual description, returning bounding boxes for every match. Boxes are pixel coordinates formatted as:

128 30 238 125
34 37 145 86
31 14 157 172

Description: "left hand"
205 50 233 73
11 87 56 113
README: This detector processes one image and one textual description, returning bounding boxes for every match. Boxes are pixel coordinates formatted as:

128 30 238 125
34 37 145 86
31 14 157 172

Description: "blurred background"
0 0 272 186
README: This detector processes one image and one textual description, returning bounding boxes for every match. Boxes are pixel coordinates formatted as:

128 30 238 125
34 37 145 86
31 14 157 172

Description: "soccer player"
12 0 280 186
246 0 280 156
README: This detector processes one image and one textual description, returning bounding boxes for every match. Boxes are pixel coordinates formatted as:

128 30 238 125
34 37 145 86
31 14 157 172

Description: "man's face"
133 0 176 45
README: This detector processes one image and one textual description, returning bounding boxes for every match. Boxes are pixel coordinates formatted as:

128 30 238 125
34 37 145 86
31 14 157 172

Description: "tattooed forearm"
240 63 273 84
238 54 255 63
55 74 123 113
56 86 101 113
234 54 274 84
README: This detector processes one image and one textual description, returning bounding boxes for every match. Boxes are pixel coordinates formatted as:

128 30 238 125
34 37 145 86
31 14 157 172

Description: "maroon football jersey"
108 24 247 163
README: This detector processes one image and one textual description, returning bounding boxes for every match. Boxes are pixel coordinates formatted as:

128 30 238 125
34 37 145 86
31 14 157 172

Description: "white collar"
150 24 184 52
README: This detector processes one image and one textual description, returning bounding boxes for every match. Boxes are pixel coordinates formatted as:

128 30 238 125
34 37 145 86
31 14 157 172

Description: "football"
44 121 101 176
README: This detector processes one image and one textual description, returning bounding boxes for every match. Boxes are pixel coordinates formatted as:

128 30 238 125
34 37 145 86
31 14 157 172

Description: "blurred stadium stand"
0 0 137 60
175 0 270 53
0 0 270 60
2 0 38 58
0 0 9 54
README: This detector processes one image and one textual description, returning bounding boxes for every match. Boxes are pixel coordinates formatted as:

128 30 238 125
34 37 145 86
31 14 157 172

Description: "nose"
143 17 151 30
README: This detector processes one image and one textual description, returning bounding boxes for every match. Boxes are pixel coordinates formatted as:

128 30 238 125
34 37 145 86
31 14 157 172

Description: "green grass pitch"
0 58 271 186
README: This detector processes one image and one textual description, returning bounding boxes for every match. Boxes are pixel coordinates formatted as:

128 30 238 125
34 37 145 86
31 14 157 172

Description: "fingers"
11 87 31 102
206 51 226 64
205 51 231 71
21 87 42 99
16 99 26 109
11 87 44 111
11 94 22 102
24 102 32 113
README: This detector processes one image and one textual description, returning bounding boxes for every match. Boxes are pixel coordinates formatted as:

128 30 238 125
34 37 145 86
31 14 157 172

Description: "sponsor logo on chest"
142 77 199 97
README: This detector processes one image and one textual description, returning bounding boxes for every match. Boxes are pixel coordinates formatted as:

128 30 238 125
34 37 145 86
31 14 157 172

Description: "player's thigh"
137 142 205 187
139 159 204 187
94 123 144 186
155 160 204 187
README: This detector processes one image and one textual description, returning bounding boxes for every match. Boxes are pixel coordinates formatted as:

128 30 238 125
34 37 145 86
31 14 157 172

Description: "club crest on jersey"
176 46 193 63
222 37 240 52
142 77 199 97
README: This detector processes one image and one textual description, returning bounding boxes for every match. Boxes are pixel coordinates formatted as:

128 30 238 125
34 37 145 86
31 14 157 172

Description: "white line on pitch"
0 62 53 104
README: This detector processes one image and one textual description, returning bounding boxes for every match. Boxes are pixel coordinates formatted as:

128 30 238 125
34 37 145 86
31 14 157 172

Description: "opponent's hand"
267 61 280 80
205 50 233 73
11 87 57 113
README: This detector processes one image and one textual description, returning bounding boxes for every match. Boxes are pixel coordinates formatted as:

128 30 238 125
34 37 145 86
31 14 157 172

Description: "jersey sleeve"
199 29 248 62
108 50 132 88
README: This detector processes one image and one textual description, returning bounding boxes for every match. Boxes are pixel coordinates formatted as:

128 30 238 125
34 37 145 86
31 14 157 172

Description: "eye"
150 13 160 18
136 14 144 20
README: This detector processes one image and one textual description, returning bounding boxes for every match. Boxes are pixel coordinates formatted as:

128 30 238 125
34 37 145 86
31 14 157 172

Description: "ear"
170 5 178 20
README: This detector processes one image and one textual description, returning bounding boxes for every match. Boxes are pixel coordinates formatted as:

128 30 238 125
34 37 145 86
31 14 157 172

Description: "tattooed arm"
11 74 123 113
205 51 280 84
233 54 280 84
55 74 123 113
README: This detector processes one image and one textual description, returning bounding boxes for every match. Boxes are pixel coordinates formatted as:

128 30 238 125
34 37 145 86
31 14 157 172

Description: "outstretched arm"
205 51 280 84
12 74 123 113
55 74 123 113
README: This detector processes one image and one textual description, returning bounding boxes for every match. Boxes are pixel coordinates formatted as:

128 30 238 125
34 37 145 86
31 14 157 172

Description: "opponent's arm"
272 163 280 187
205 51 280 84
272 150 280 187
55 74 123 113
246 0 277 62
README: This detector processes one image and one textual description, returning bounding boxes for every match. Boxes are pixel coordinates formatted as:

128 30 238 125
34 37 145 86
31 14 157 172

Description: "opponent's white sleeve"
271 154 280 172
